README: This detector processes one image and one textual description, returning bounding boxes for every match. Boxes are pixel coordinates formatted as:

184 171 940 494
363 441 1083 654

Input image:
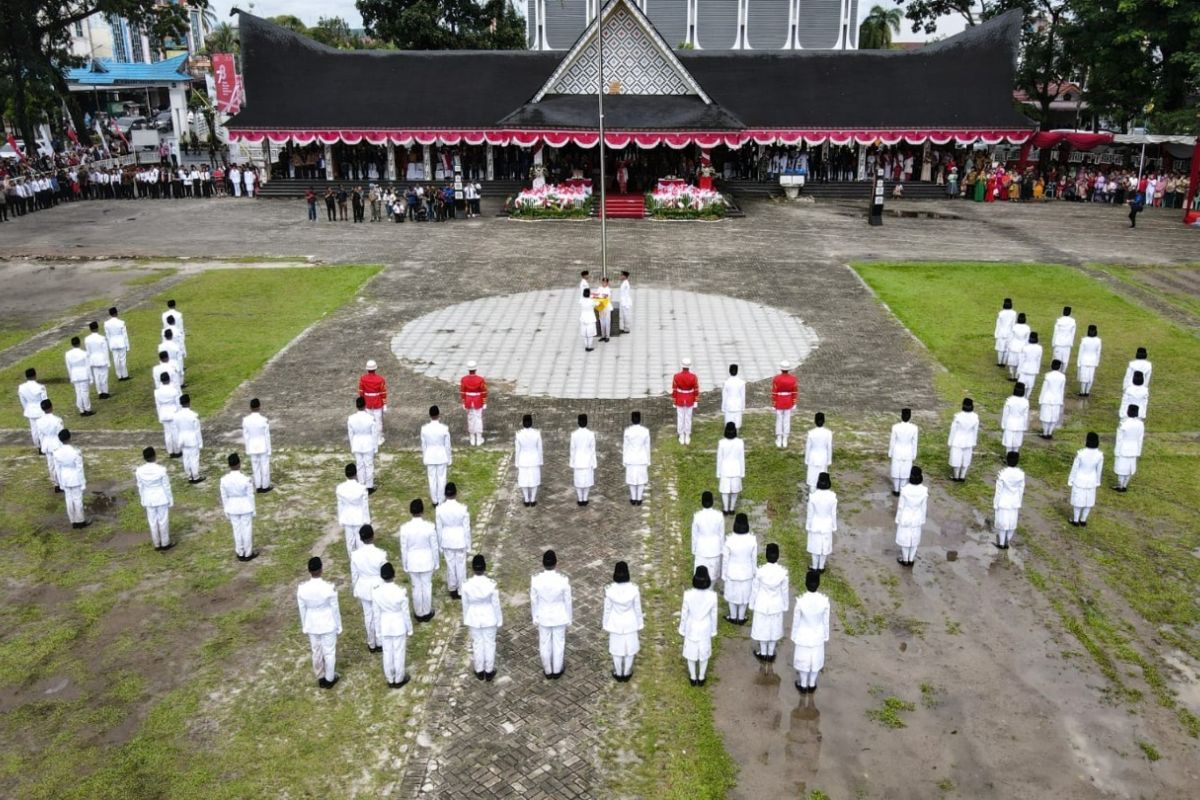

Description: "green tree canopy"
858 5 903 49
356 0 526 50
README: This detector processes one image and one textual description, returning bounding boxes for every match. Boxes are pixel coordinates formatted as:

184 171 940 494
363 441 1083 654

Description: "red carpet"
602 193 645 219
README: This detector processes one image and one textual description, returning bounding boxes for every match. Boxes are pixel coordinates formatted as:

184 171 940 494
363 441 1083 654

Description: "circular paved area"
391 287 820 399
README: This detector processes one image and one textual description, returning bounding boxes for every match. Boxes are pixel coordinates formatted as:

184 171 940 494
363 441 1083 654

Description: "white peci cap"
467 360 477 370
366 360 378 370
779 360 792 370
681 358 692 368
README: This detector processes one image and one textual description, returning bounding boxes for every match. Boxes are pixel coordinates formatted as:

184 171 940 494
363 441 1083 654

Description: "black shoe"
753 648 765 661
529 501 536 507
80 410 95 417
245 551 259 562
795 682 805 692
1069 520 1080 527
54 486 63 493
585 348 594 352
449 591 461 600
690 678 699 687
318 678 330 688
78 520 91 529
160 542 176 552
236 554 247 562
170 452 183 459
724 616 738 624
897 557 907 565
523 501 530 507
367 487 377 495
1080 521 1087 528
424 612 436 622
546 672 555 680
1000 543 1010 550
581 500 589 506
118 377 131 382
188 476 206 484
98 393 111 400
892 490 900 497
698 678 707 687
485 671 495 682
395 675 410 689
475 670 486 680
766 653 776 663
631 499 637 506
613 672 622 681
324 675 339 689
256 486 273 494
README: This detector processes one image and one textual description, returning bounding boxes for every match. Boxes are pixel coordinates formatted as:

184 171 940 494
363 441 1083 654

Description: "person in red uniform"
771 360 799 448
460 360 488 446
357 360 388 445
672 358 699 445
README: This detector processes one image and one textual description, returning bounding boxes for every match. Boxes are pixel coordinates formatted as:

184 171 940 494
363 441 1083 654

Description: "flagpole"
597 0 608 280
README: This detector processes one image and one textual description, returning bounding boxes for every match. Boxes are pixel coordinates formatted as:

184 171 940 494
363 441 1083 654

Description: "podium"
697 175 713 191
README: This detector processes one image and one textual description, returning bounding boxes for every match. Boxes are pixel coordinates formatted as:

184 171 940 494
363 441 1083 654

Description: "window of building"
190 10 202 51
74 21 83 37
130 27 145 62
109 16 129 62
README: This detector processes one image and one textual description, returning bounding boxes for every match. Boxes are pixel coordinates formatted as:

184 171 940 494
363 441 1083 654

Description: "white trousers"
466 408 483 437
308 632 337 681
354 451 375 489
64 487 85 523
73 381 91 413
250 454 270 489
45 452 59 486
161 420 179 454
90 365 109 395
233 182 242 197
538 624 567 674
775 409 793 441
470 627 497 673
146 504 170 547
368 408 384 444
229 513 253 556
359 600 378 648
112 348 129 379
426 464 447 504
409 571 433 616
599 312 611 339
343 524 361 557
676 406 693 439
620 304 631 332
443 549 466 592
1053 345 1071 369
381 634 408 683
181 445 201 479
28 419 39 447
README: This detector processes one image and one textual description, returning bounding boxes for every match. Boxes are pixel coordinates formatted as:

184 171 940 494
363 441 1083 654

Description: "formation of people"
306 183 484 224
578 269 633 350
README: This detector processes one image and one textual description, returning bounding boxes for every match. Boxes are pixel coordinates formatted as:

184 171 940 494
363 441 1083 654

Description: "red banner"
212 54 243 114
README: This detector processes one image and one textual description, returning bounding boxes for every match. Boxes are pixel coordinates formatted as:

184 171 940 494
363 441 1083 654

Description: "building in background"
527 0 858 51
69 1 211 65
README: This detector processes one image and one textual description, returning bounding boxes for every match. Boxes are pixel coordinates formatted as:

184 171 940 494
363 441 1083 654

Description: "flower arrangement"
509 183 594 219
645 183 727 219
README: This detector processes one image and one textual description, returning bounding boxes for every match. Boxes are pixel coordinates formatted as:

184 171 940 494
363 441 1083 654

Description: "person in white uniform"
153 372 182 456
992 451 1025 549
691 491 725 583
716 421 745 514
679 566 719 686
64 337 93 415
104 307 131 381
436 482 471 599
17 368 47 448
622 411 651 505
993 298 1016 367
804 412 833 490
420 405 452 505
160 329 184 381
895 466 928 567
579 288 597 352
805 472 838 571
603 561 644 681
174 394 205 483
54 429 89 528
1123 347 1152 389
220 453 257 561
1068 432 1104 526
595 277 613 341
297 556 342 688
1118 372 1149 421
1001 383 1030 455
347 397 379 492
163 300 185 349
1005 312 1031 381
242 398 272 492
530 549 573 678
36 399 64 490
790 569 831 693
83 321 111 399
749 543 789 661
618 270 633 333
371 562 413 688
570 414 597 506
947 398 979 481
399 498 440 621
515 414 543 507
153 350 181 391
721 364 746 429
1016 331 1043 393
1051 306 1076 369
350 524 389 652
1113 405 1144 492
462 554 502 681
135 446 174 550
1076 325 1102 396
723 513 758 624
336 464 371 557
888 408 918 495
1038 360 1067 439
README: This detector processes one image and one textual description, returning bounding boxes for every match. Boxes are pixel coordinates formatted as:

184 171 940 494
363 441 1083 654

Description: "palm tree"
204 22 239 55
859 4 902 50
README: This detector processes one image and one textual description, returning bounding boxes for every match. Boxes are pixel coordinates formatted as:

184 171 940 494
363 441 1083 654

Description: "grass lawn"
0 265 380 430
1091 263 1200 320
0 445 503 799
854 261 1200 730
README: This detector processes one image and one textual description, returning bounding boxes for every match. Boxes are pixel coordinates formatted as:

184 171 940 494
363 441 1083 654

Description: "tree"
268 15 310 36
894 0 1003 34
1012 1 1075 124
310 16 359 49
858 5 903 49
356 0 526 50
203 21 238 55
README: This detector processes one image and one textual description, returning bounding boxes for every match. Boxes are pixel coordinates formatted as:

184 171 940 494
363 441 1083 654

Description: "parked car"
149 110 174 132
112 116 147 134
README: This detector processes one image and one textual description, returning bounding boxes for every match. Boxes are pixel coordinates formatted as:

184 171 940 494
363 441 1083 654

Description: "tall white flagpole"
597 0 608 280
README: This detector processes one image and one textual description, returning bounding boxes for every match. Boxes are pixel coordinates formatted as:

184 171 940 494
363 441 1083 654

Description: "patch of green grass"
0 265 381 430
1092 263 1200 319
0 325 40 353
1136 739 1162 762
808 791 832 800
920 681 943 708
944 618 962 635
937 777 957 792
866 694 916 729
1178 708 1200 738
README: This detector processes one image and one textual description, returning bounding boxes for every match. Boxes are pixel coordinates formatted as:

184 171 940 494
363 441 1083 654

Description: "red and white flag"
212 54 243 114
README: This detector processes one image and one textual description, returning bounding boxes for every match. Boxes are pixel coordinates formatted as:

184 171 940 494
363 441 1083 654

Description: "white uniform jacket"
721 377 746 417
678 588 718 641
570 428 597 470
420 420 452 465
888 421 919 462
336 479 370 527
805 427 833 469
372 582 413 637
515 428 543 468
351 543 389 600
947 411 979 449
690 508 725 559
242 413 272 455
135 462 173 507
749 563 790 614
805 489 838 535
435 499 472 551
723 534 758 581
622 425 651 467
530 570 573 627
347 410 378 454
790 592 831 646
65 348 90 383
462 575 503 628
1068 449 1105 489
219 470 256 517
399 518 439 573
993 467 1026 510
1001 396 1029 432
716 438 745 479
53 445 85 489
174 408 203 448
603 582 645 635
297 578 341 635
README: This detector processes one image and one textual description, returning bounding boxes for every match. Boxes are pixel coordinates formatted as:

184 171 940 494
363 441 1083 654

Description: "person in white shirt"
1118 372 1149 421
579 288 597 352
1005 311 1030 380
153 351 182 391
53 429 89 528
435 482 472 599
716 421 745 514
749 543 790 660
347 397 379 492
570 414 597 505
243 167 256 198
578 270 591 296
36 399 64 489
622 411 651 505
220 453 257 561
372 562 413 688
162 300 185 353
173 394 205 482
1076 324 1102 396
514 414 543 506
603 561 644 681
1016 331 1043 394
804 412 833 490
420 405 452 505
64 336 93 415
1001 383 1030 455
594 277 613 342
947 398 979 481
1068 432 1104 526
992 451 1025 549
154 372 182 456
618 270 633 333
723 513 758 624
1123 347 1152 390
721 364 746 429
1051 306 1076 369
336 464 371 557
83 321 111 399
462 554 503 681
888 408 918 495
1113 405 1144 492
895 466 928 567
530 549 573 679
679 565 718 686
17 367 47 448
805 472 838 571
160 329 184 378
297 556 342 688
1038 360 1067 439
791 569 831 693
350 524 389 652
230 165 242 197
242 398 272 492
135 446 174 550
104 307 130 381
163 315 186 361
399 498 439 621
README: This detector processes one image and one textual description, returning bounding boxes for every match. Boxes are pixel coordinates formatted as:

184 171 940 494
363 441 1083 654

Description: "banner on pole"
212 54 243 114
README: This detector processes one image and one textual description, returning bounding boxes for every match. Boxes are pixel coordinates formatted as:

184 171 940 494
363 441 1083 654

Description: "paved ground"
0 197 1197 798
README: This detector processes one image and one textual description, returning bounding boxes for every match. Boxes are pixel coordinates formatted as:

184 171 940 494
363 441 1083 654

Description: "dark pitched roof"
228 10 1031 132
